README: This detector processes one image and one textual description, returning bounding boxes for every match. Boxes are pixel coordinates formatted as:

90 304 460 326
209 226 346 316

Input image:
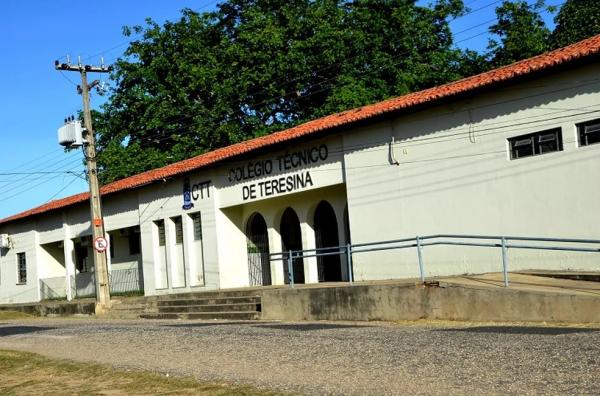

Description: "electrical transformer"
58 120 85 147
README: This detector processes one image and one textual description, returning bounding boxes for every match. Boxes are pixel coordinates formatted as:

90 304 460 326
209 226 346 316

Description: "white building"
1 35 600 304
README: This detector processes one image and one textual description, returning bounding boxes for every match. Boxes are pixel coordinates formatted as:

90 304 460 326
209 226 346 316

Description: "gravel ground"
0 318 598 395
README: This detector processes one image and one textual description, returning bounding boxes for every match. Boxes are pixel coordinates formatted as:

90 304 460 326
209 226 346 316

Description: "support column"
300 222 319 284
165 217 175 290
335 207 349 281
33 232 42 302
63 232 75 301
267 226 284 285
105 233 112 272
182 213 194 288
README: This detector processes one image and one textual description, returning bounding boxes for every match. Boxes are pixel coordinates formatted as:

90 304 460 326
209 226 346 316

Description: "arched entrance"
314 201 342 282
246 213 271 286
280 207 305 284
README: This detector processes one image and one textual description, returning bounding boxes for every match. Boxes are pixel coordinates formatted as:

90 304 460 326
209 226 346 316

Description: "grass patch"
0 311 34 320
0 349 284 395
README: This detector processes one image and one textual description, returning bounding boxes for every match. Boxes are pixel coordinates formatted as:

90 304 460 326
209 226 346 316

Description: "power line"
118 70 600 156
0 158 84 194
0 165 85 203
77 105 600 189
44 171 86 203
0 164 85 198
75 0 221 64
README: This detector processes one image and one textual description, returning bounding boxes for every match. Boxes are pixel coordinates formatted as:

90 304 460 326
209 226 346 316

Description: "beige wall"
138 170 219 295
344 63 600 279
0 222 40 303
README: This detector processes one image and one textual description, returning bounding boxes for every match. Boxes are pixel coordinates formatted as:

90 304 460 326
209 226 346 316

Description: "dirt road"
0 318 598 395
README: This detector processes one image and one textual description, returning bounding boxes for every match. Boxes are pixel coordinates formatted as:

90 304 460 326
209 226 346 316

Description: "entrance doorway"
280 207 305 284
314 201 342 282
246 213 272 286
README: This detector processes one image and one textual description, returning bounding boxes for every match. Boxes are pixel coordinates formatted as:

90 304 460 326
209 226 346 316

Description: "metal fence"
40 268 143 300
110 268 144 294
270 234 600 288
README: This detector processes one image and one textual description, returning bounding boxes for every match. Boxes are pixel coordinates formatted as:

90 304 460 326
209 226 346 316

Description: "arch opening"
280 207 305 284
246 212 271 286
314 201 342 282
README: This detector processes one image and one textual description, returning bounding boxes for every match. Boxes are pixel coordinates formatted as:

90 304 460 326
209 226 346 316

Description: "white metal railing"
270 234 600 288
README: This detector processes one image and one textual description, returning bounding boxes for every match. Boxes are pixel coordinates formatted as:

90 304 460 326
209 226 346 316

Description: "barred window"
508 128 563 160
155 220 166 246
577 119 600 146
191 212 202 241
17 252 26 284
173 217 183 244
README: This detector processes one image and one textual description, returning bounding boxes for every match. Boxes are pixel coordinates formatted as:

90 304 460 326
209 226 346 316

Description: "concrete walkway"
440 272 600 297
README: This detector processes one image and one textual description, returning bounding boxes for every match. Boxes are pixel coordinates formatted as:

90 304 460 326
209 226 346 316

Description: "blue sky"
0 0 557 219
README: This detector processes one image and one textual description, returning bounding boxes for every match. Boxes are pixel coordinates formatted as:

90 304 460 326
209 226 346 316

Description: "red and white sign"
94 236 108 253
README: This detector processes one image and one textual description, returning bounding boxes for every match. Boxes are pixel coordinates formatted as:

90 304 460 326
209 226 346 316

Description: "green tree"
96 0 471 184
551 0 600 48
487 0 550 68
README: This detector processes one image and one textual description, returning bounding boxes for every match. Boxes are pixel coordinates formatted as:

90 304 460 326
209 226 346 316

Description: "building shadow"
0 326 56 337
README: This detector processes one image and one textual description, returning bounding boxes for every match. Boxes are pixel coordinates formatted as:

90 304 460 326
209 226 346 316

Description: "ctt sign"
182 177 211 210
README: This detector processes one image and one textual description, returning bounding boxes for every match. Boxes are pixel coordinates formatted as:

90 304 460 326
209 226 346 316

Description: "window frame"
172 216 184 245
191 212 202 241
156 220 166 247
577 118 600 147
16 252 27 284
508 128 563 160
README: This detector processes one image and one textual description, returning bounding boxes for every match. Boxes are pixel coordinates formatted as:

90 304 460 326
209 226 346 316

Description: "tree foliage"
96 0 599 184
486 0 550 68
95 0 474 184
551 0 600 48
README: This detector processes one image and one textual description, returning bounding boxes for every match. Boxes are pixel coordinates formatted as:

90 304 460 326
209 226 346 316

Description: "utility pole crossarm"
54 61 112 73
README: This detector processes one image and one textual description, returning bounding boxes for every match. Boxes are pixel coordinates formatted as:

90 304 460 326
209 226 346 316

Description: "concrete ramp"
261 273 600 323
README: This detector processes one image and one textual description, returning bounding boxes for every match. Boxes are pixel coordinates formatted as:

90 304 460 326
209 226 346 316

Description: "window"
156 220 166 246
508 128 563 160
75 242 89 272
172 217 183 244
109 234 114 259
577 119 600 146
191 212 202 241
17 252 26 284
128 227 141 255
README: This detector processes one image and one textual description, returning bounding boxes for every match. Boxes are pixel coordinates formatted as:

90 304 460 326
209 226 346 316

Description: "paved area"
0 318 598 395
441 273 600 297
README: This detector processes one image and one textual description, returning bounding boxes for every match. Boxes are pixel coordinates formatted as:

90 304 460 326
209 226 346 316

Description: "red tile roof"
2 34 600 226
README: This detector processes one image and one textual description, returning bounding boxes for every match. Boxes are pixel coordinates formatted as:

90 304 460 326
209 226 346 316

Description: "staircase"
107 296 151 319
108 290 262 320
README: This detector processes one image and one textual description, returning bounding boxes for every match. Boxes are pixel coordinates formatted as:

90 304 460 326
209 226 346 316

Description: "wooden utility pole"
55 58 112 314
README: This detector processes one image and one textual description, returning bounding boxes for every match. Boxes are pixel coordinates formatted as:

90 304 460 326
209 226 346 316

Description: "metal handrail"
269 234 600 288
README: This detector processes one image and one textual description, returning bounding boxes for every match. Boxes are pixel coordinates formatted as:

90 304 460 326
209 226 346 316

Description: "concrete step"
158 303 260 314
106 290 262 320
157 296 260 307
110 303 148 311
157 290 262 300
140 311 261 320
